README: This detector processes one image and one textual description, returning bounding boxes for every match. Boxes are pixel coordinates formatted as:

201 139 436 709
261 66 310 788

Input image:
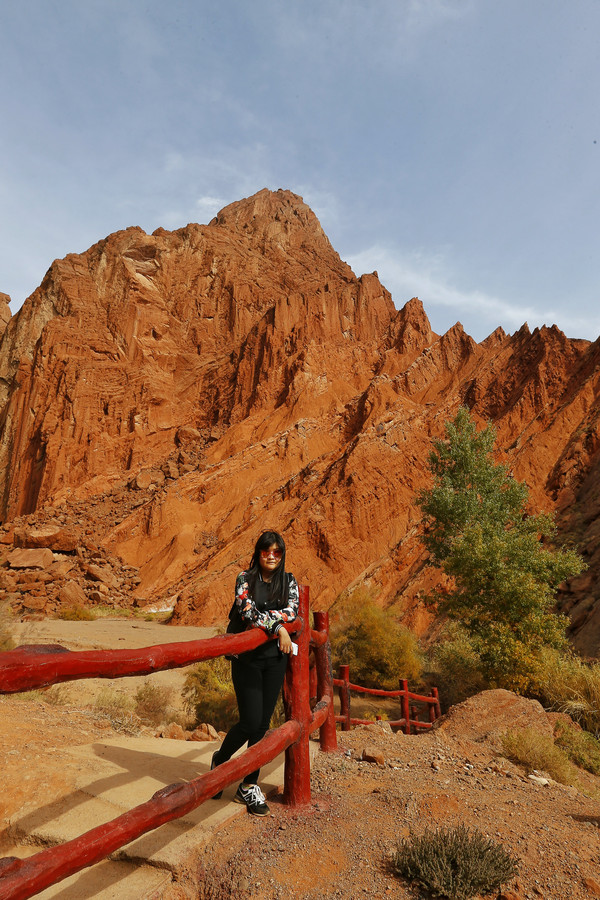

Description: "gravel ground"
194 694 600 900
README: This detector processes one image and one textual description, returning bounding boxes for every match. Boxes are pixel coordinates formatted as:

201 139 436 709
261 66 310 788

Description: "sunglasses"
260 549 283 559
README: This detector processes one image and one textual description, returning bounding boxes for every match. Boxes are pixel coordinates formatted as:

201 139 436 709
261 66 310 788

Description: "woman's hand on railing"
277 627 293 654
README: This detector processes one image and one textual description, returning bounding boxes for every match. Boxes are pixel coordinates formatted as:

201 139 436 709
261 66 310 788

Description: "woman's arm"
235 572 299 637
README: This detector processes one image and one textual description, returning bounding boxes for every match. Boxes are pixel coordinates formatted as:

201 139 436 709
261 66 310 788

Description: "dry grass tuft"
501 727 578 786
554 719 600 776
536 649 600 735
133 680 180 726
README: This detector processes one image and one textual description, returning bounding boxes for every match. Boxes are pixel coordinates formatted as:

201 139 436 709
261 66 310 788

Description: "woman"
211 530 299 816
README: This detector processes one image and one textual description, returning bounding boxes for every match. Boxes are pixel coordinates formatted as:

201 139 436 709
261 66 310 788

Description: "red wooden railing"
0 587 337 900
334 664 441 733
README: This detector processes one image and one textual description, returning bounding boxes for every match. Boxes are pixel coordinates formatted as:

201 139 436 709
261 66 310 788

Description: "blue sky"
1 0 599 342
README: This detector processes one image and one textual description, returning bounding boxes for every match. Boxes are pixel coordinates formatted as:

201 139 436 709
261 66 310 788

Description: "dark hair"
247 530 287 608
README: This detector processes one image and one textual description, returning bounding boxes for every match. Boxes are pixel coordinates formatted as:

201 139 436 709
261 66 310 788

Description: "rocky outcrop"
0 188 598 651
0 293 10 342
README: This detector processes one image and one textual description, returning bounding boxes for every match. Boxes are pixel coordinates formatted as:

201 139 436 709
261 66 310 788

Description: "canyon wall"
0 189 598 654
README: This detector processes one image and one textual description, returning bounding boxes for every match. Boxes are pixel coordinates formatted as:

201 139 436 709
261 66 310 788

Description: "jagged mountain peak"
0 190 598 656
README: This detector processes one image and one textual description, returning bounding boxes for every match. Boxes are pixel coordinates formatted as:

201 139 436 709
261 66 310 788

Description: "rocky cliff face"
0 188 598 654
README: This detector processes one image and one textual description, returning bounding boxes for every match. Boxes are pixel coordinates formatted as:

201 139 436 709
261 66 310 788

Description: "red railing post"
339 665 351 731
410 704 417 728
312 611 337 752
283 585 312 806
429 690 436 723
432 686 441 719
401 678 410 734
309 657 317 707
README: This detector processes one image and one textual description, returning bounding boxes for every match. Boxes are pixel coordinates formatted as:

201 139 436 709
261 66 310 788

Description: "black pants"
215 652 288 784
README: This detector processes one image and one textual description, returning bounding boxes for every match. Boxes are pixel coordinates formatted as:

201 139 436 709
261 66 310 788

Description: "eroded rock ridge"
0 189 598 654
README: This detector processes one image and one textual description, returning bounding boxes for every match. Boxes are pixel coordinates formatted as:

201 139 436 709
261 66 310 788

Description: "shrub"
554 719 600 775
426 626 489 710
393 824 518 900
133 680 177 726
534 648 600 734
183 657 239 731
330 589 422 690
500 727 578 786
58 604 96 621
93 687 140 734
21 685 70 705
93 605 133 619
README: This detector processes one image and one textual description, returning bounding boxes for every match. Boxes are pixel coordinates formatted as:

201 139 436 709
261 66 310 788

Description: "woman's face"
258 543 283 580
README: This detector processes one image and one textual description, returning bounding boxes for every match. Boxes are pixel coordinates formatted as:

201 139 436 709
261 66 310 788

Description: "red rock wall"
0 188 598 654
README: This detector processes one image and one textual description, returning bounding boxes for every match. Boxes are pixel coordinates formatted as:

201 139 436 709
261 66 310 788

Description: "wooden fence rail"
0 594 439 899
333 664 441 734
0 586 337 900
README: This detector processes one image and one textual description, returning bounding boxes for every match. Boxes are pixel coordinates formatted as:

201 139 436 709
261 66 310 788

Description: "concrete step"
7 737 285 898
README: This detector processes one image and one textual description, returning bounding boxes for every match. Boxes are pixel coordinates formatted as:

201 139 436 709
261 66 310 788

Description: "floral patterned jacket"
235 571 299 637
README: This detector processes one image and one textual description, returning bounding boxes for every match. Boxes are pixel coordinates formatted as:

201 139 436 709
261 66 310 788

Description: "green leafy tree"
416 407 584 691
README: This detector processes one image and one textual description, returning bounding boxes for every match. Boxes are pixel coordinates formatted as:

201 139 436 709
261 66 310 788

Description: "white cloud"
195 195 226 220
406 0 475 32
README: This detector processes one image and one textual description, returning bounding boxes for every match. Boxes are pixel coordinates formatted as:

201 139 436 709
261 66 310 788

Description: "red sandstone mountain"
0 189 598 654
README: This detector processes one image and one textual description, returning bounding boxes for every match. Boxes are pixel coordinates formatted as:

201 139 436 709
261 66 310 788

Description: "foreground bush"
393 824 517 900
183 656 238 731
330 589 422 690
501 727 578 786
134 680 178 726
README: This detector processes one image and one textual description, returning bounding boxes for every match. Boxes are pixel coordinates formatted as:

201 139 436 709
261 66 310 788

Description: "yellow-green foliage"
92 688 140 734
58 604 96 621
21 685 70 705
554 719 600 775
501 727 578 786
94 687 134 714
183 656 239 731
534 648 600 734
427 626 488 709
330 589 422 690
394 824 518 900
93 605 133 619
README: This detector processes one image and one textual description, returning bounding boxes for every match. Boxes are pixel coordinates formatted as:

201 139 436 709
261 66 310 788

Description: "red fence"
0 587 337 900
0 595 439 899
334 664 441 733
